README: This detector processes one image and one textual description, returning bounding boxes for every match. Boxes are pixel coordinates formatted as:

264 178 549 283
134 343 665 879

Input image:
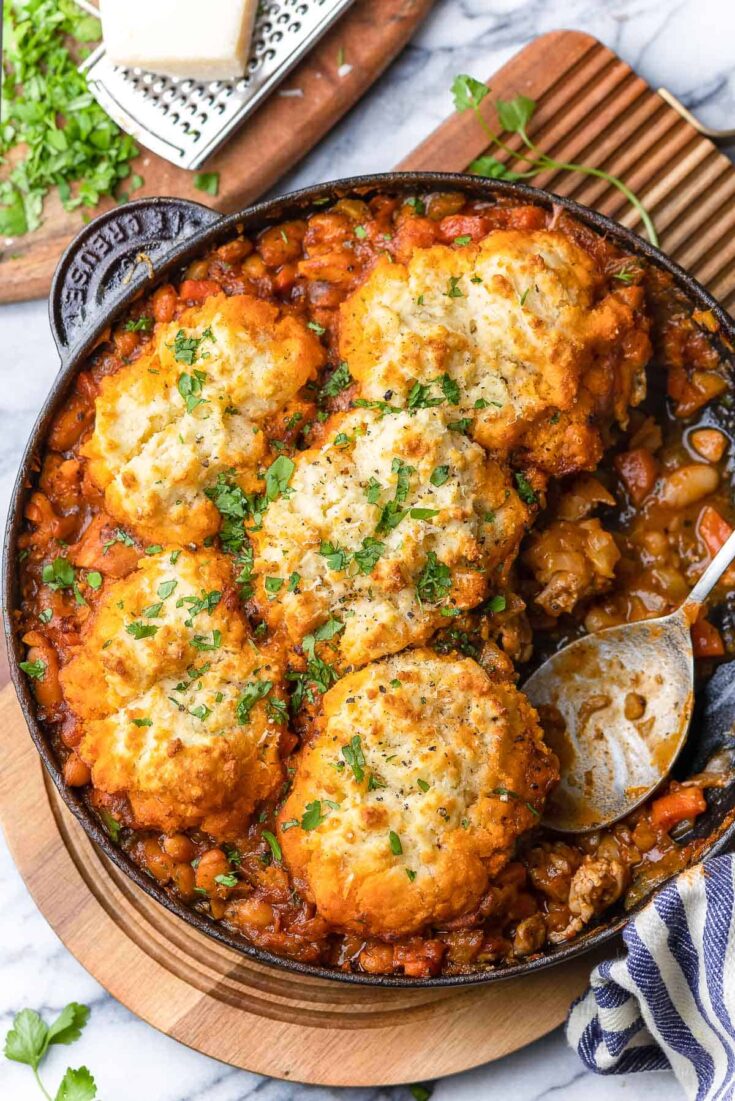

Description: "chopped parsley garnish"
514 471 537 504
365 477 383 504
405 196 426 214
454 234 472 245
389 831 403 855
189 705 212 721
236 679 272 724
353 536 386 574
407 380 444 410
447 417 472 434
354 225 367 239
131 717 152 727
417 779 430 792
86 571 102 590
301 800 325 830
101 810 122 843
264 576 284 596
303 616 344 659
20 659 46 680
177 368 208 413
262 830 282 862
444 275 464 298
157 580 178 600
341 735 366 782
204 474 251 553
410 508 439 520
191 629 222 651
484 595 507 614
519 286 530 306
440 373 461 404
265 455 295 502
171 327 214 367
434 628 480 659
0 0 139 237
142 602 163 618
320 542 351 571
214 873 238 888
307 321 326 336
125 316 153 332
103 528 135 552
416 552 452 605
42 557 74 591
145 544 163 556
375 458 415 535
491 786 540 817
194 172 219 196
430 465 450 487
319 361 353 401
125 622 159 640
287 571 301 591
406 869 417 882
38 608 52 624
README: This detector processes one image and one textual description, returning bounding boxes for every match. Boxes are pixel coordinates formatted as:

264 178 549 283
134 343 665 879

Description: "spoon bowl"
524 527 735 833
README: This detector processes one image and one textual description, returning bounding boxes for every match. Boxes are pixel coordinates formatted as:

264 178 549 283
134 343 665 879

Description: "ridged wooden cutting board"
2 29 735 1088
0 0 435 305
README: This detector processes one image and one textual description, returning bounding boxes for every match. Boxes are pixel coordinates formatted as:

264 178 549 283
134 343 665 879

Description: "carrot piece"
614 448 658 506
698 504 733 556
178 279 221 303
650 787 707 832
691 618 725 658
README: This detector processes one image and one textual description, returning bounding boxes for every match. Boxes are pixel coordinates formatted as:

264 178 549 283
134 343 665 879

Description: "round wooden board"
0 684 598 1086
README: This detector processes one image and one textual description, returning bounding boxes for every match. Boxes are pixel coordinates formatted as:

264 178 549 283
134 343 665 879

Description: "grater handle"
49 197 222 361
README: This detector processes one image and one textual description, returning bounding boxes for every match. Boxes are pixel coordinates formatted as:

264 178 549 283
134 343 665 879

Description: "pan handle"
49 196 222 360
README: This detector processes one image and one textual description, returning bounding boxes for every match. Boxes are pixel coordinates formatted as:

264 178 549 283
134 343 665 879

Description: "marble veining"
1 0 734 1095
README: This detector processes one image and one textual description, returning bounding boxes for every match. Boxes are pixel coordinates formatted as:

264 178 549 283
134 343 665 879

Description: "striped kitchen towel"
567 854 735 1100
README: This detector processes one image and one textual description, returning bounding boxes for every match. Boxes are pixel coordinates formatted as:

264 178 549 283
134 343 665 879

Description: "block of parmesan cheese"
99 0 257 81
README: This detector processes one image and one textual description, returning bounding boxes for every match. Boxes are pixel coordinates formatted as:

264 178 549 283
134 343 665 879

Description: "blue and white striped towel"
567 854 735 1100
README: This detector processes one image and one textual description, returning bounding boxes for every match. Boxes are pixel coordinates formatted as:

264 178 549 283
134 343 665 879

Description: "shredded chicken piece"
523 518 620 616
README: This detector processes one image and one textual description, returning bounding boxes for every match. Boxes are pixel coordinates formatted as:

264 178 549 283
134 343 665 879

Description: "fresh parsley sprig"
451 74 658 246
4 1002 97 1100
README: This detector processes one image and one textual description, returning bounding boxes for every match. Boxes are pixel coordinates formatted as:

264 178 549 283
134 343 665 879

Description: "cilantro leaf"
265 455 295 502
416 552 452 605
20 659 46 680
514 471 537 505
236 680 272 725
341 735 366 782
46 1004 90 1049
301 800 325 830
469 155 524 180
496 94 536 134
451 74 490 111
194 172 219 196
4 1008 48 1069
319 362 353 401
54 1065 97 1101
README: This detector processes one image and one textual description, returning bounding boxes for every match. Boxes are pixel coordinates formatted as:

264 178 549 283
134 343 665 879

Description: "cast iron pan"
4 173 735 987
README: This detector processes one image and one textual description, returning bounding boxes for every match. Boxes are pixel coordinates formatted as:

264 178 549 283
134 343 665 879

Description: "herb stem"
33 1067 53 1101
516 128 659 247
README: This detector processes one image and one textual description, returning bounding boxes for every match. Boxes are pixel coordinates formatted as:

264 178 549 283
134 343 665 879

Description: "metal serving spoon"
523 527 735 834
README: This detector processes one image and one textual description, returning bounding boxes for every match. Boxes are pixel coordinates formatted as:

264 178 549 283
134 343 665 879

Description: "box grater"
78 0 356 171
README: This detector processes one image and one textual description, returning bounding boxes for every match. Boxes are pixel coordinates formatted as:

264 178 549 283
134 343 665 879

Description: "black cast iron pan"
4 172 735 987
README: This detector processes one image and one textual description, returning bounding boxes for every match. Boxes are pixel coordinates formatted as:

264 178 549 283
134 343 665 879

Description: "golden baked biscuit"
61 548 285 836
252 406 528 667
340 229 649 476
278 649 558 936
83 293 323 545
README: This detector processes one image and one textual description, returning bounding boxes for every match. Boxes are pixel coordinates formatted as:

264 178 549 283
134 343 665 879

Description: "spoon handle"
687 527 735 606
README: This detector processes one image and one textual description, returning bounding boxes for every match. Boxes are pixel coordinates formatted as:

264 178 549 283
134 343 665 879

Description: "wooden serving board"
0 0 435 305
3 29 735 1088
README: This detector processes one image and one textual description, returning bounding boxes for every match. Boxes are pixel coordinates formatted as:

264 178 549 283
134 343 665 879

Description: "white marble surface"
2 0 734 1096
